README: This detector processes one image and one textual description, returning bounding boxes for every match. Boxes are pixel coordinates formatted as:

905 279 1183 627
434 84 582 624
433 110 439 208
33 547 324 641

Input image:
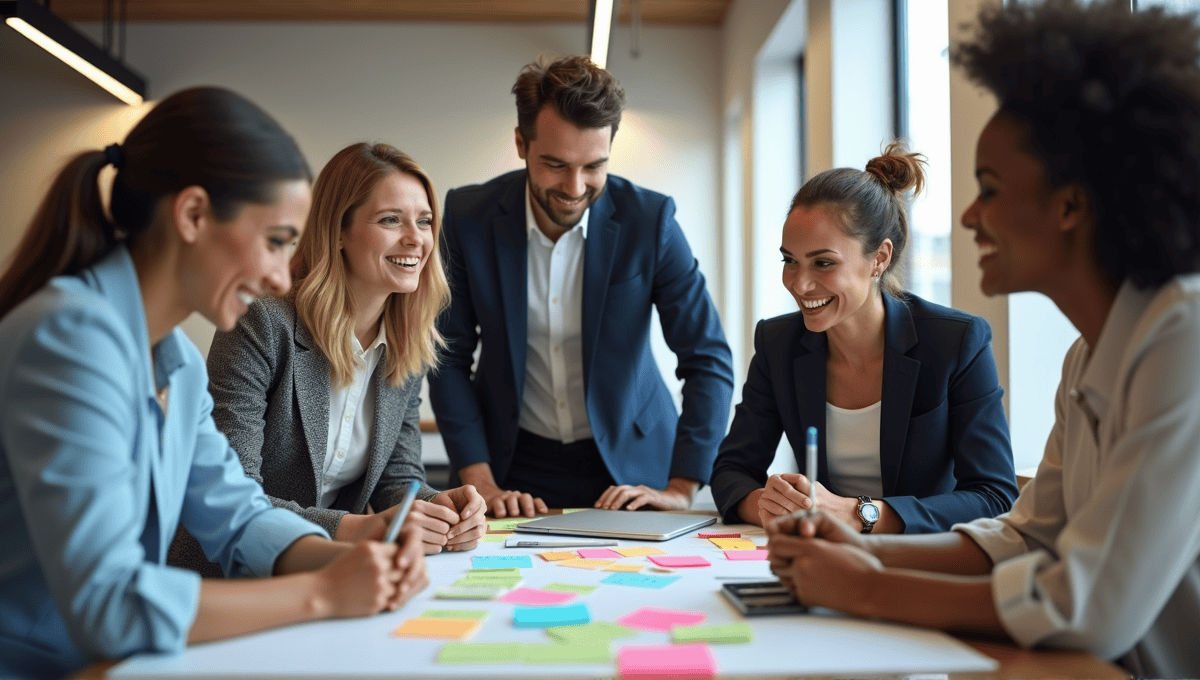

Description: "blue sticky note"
512 603 591 628
601 572 681 589
472 555 534 570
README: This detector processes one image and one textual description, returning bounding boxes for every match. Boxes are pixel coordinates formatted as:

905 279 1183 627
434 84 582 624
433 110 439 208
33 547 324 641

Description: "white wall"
0 20 721 429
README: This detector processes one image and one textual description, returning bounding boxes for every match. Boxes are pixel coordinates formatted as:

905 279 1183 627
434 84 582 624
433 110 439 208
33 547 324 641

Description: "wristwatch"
856 496 880 534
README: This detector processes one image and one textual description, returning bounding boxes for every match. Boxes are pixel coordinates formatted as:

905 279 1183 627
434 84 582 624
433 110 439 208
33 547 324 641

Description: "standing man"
429 56 734 518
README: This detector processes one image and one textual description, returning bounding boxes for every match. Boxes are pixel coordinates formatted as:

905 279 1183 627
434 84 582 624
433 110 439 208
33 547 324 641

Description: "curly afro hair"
952 0 1200 288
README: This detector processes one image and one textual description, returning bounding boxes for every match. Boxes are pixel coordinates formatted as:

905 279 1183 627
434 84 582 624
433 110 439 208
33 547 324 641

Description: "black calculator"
721 580 809 616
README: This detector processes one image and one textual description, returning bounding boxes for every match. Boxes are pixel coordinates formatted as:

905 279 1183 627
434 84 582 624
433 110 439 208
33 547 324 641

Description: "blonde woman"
171 143 485 575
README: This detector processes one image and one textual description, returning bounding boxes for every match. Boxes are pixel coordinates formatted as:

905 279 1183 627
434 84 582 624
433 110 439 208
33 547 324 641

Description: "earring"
872 274 881 286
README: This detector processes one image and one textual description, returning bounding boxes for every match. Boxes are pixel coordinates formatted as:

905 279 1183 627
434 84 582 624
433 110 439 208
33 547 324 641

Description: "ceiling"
51 1 733 26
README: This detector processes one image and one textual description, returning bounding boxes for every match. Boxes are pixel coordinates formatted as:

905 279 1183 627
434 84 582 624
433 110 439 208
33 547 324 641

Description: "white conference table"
90 510 1126 680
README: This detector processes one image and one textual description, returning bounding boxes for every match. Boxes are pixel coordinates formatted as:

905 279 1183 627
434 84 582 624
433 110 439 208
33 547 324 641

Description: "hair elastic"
104 143 126 170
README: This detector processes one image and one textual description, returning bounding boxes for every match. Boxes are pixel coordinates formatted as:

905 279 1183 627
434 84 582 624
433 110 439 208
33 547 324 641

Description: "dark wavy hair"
512 55 626 144
789 141 927 297
952 0 1200 288
0 86 310 320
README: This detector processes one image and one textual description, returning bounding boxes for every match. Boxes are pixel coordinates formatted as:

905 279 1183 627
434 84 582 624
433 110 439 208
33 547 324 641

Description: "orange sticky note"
603 563 644 573
709 538 756 550
557 558 616 569
614 546 666 557
539 551 577 562
391 617 481 639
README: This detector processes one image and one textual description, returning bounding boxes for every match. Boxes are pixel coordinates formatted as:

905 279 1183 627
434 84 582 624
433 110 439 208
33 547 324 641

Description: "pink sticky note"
618 643 717 679
647 555 711 568
576 548 622 559
498 587 577 606
697 531 740 539
724 550 768 561
616 606 706 632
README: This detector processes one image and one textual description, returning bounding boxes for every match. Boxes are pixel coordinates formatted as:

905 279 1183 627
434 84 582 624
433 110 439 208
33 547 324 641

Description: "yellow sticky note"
557 558 615 569
603 563 643 573
391 617 481 639
614 546 666 557
539 551 577 562
709 538 756 550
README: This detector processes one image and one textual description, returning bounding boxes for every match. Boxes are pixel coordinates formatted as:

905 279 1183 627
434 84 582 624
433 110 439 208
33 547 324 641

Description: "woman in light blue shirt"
0 87 428 680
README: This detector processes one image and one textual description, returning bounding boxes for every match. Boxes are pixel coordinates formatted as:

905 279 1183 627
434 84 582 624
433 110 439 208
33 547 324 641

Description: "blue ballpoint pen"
382 480 421 544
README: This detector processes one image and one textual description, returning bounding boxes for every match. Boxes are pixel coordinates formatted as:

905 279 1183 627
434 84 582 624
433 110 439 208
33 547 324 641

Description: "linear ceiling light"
2 0 146 106
587 0 617 69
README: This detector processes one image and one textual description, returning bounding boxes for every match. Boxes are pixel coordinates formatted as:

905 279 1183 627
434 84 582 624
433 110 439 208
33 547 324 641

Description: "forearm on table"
865 530 994 575
666 477 699 501
272 535 351 575
861 567 1007 638
189 570 329 644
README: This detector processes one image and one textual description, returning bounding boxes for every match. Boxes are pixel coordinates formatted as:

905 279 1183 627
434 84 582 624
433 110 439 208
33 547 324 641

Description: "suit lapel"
879 294 920 496
359 359 402 511
581 192 619 383
293 315 332 495
495 175 529 396
793 329 829 484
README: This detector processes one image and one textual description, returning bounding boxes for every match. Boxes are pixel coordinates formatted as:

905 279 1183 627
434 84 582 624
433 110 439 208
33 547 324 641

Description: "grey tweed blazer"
168 295 438 576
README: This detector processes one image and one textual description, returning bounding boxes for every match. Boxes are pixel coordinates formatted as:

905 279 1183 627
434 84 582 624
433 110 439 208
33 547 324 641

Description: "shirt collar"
87 245 191 394
525 181 589 243
1076 279 1156 420
352 322 388 357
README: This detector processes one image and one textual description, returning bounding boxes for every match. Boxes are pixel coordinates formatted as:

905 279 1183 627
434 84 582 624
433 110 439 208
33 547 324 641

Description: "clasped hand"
765 510 883 613
757 473 860 528
336 485 487 553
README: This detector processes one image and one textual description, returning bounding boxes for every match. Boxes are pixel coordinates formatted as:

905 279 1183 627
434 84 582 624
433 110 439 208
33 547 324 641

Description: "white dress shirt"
519 183 592 444
825 400 884 498
955 276 1200 678
320 324 386 509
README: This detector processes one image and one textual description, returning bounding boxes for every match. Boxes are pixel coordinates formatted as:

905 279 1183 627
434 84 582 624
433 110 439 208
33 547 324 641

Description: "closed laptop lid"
512 509 717 541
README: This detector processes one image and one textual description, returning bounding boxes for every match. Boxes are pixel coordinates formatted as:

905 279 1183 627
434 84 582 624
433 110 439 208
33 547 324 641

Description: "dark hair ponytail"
0 86 310 320
788 140 926 296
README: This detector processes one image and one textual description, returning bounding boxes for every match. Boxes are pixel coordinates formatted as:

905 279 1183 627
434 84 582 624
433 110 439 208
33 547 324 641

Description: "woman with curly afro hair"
766 1 1200 676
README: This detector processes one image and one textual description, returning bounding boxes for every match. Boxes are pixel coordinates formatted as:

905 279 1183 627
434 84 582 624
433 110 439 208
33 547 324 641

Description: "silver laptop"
512 509 717 541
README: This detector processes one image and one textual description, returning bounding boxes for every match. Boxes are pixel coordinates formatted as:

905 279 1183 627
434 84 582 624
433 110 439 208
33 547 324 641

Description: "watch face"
860 503 881 523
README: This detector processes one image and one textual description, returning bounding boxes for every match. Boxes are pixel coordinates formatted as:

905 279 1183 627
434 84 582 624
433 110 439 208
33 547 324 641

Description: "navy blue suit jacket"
428 170 734 488
711 293 1018 532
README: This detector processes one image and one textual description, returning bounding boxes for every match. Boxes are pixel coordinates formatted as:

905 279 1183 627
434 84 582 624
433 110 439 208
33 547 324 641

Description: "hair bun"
865 141 927 196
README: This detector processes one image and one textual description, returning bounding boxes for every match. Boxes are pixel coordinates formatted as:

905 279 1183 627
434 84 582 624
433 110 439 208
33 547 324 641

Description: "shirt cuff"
229 507 329 578
953 516 1031 564
990 549 1067 648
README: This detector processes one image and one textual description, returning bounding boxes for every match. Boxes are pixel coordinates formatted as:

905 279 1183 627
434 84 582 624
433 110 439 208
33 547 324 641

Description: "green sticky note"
545 620 637 644
455 574 523 587
435 586 503 600
486 518 531 532
522 642 610 664
421 609 488 620
468 568 520 574
670 621 754 644
561 508 587 513
438 642 524 664
543 582 599 595
481 533 509 542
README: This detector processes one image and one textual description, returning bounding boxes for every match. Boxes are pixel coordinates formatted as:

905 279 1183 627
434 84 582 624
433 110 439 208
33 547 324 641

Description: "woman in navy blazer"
711 143 1018 533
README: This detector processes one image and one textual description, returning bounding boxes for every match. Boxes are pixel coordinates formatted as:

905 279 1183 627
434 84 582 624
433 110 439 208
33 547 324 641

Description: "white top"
519 183 592 444
955 276 1200 678
825 401 884 498
319 324 386 509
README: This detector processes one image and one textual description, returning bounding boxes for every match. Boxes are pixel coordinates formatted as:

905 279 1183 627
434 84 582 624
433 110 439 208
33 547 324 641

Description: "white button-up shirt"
955 276 1200 678
519 183 592 444
320 324 386 508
